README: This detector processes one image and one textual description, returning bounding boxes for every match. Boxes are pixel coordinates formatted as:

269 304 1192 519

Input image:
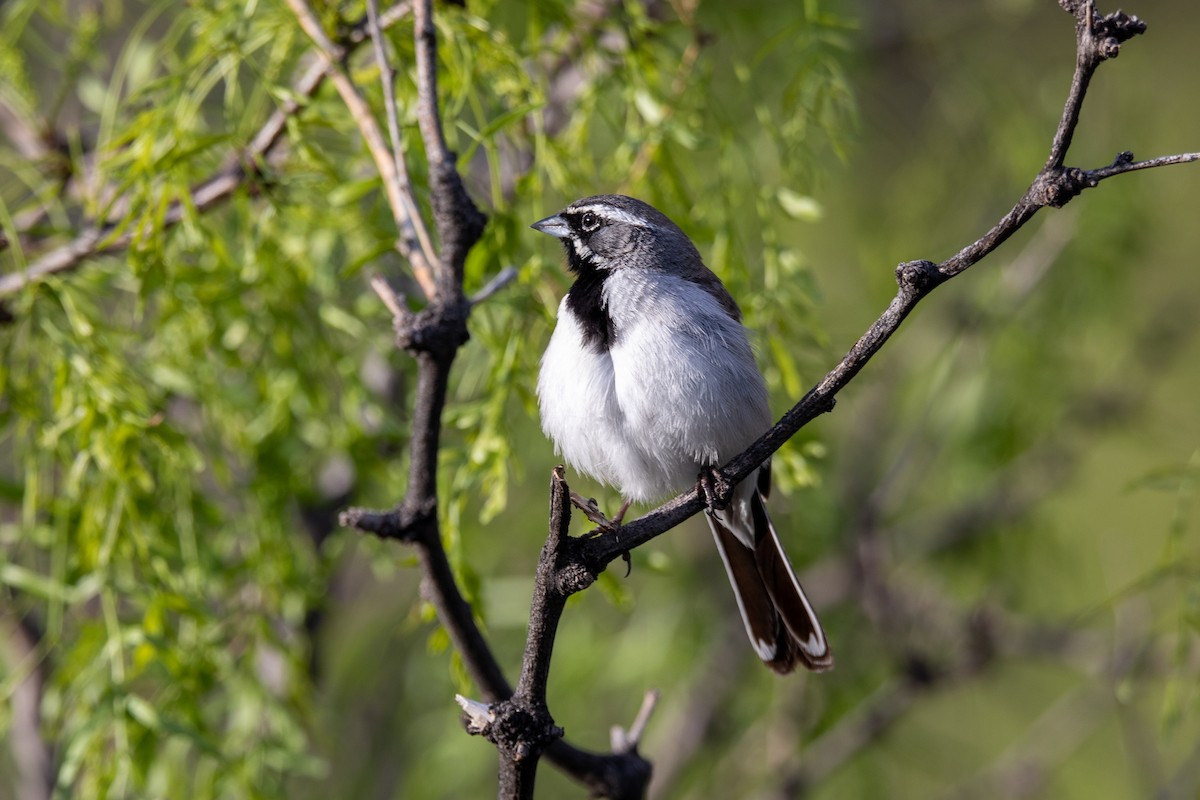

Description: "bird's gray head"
531 195 742 329
530 194 704 276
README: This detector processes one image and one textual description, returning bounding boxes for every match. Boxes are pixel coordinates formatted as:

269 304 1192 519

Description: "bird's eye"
580 211 600 231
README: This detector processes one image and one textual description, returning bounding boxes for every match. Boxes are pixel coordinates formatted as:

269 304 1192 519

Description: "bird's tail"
707 488 833 673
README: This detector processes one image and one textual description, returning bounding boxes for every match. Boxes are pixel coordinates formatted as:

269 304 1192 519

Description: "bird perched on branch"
532 194 833 673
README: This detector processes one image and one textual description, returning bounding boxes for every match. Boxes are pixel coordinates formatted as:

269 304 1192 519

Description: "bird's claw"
566 493 633 575
569 491 611 531
569 492 632 536
698 467 733 517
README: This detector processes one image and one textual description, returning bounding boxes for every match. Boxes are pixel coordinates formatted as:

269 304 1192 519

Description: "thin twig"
366 0 411 206
284 0 439 300
284 0 342 58
469 265 518 306
364 0 440 286
1046 2 1146 170
368 273 409 320
611 689 661 754
514 467 573 704
1088 151 1200 178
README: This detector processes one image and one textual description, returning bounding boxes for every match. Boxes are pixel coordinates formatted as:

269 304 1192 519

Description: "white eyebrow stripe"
567 204 657 229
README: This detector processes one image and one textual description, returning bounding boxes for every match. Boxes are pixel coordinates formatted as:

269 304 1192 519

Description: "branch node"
395 299 471 357
462 696 564 761
1030 166 1097 209
895 259 942 296
556 558 598 595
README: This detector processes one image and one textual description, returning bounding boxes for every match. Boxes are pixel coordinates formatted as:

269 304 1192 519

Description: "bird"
532 194 833 673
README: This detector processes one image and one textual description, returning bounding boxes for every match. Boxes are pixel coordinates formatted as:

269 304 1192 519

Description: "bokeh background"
1 0 1198 798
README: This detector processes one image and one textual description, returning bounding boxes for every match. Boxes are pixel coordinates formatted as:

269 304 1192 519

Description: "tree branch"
1046 3 1146 170
455 469 575 799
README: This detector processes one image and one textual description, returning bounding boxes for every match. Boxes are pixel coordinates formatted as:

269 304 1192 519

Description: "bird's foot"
569 493 632 534
568 493 633 575
698 467 734 517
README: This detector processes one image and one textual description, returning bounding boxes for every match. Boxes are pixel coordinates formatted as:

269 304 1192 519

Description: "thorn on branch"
1109 150 1135 169
469 266 519 306
567 491 620 531
610 689 661 755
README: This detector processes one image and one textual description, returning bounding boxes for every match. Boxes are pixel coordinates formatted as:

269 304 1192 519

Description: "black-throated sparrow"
532 194 833 673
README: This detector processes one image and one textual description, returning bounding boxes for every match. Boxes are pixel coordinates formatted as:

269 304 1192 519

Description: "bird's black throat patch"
564 250 615 353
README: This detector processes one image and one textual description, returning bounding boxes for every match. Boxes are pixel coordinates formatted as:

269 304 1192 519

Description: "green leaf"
776 187 824 221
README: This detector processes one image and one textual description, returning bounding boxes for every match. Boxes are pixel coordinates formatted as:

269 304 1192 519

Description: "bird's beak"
530 214 571 239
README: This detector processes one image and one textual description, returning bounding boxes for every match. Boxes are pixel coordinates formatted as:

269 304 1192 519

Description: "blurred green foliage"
0 0 1197 799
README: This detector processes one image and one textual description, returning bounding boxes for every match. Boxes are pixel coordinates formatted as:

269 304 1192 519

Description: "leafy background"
1 0 1197 798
